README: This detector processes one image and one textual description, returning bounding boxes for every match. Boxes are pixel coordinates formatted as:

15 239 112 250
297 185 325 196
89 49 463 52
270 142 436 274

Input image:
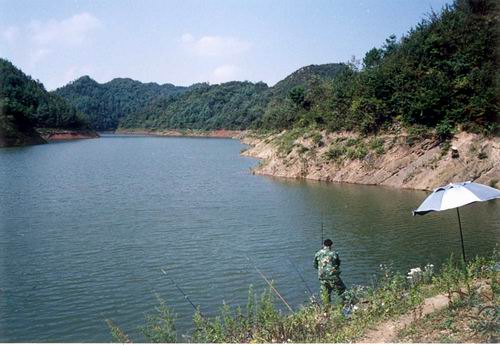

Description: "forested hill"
117 63 346 131
119 81 270 130
54 77 188 130
259 0 499 135
270 63 348 98
0 58 90 147
122 0 497 135
56 0 497 136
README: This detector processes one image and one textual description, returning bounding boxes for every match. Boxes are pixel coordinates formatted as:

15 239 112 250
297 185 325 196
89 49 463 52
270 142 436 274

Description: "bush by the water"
108 251 499 343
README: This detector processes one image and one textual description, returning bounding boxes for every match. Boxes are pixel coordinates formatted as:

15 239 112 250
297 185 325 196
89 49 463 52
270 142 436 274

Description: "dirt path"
359 294 450 343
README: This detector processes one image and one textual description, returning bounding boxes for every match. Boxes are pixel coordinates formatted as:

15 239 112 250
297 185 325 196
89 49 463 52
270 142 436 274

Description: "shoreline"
26 126 500 192
240 130 500 191
37 129 100 141
115 128 244 139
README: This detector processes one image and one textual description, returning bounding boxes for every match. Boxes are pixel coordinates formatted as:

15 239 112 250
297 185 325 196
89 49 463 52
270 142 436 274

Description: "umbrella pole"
456 208 466 263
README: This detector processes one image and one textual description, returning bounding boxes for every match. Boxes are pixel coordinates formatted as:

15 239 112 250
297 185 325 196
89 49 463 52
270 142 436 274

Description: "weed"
106 319 131 343
276 128 303 156
345 138 360 147
406 125 431 146
324 144 346 162
346 145 368 160
440 141 451 157
111 253 498 343
297 144 309 155
140 296 177 343
311 132 323 147
369 137 385 155
470 305 500 342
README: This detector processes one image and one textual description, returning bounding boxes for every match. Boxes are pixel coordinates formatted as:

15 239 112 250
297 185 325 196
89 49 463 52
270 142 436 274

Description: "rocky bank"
241 130 499 191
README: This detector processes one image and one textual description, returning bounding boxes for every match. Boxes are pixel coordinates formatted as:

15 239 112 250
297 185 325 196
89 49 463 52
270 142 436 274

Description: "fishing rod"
160 268 200 314
245 255 294 313
321 212 324 246
287 258 316 302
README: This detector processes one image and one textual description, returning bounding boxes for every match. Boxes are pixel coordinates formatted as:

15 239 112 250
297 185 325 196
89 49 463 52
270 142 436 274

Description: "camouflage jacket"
314 247 341 281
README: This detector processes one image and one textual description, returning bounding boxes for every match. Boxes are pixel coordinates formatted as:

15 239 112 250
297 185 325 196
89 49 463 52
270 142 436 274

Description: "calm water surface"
0 134 499 341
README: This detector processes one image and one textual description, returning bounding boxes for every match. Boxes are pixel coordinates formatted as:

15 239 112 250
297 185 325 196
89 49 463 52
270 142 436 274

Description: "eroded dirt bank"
241 130 499 191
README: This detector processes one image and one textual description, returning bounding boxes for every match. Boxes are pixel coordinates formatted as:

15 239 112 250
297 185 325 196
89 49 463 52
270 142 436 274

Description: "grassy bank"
107 251 499 343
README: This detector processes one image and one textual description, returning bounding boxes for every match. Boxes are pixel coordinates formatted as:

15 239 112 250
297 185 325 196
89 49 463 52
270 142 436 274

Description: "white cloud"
2 26 19 43
181 34 251 57
211 64 240 83
29 12 102 46
13 12 102 69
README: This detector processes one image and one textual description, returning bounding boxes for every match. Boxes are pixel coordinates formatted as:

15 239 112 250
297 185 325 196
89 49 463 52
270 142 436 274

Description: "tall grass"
108 252 498 342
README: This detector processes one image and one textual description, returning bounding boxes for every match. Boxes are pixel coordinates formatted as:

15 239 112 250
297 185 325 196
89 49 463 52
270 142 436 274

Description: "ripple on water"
0 136 499 342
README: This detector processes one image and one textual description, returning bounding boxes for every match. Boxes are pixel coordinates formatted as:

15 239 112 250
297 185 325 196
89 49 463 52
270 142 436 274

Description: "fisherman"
314 238 346 304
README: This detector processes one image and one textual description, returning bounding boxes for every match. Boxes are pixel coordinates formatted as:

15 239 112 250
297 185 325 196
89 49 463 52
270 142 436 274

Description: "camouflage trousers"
320 277 346 304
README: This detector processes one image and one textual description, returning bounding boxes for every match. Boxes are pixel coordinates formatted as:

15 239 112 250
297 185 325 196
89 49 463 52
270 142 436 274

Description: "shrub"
435 119 455 141
406 125 430 146
441 140 451 154
106 319 131 343
325 144 346 161
345 138 360 147
111 253 498 343
311 132 323 146
346 145 368 160
369 137 385 155
276 128 303 156
140 296 177 343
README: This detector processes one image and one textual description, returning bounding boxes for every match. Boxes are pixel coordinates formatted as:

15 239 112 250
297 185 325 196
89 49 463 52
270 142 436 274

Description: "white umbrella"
413 181 500 262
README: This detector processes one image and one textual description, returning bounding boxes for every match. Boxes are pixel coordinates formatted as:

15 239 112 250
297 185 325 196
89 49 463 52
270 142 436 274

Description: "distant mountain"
0 58 90 147
54 77 188 130
117 64 347 131
119 81 270 131
52 0 499 140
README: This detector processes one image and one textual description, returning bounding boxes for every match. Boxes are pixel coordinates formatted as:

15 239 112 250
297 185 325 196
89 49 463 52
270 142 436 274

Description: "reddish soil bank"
40 130 100 141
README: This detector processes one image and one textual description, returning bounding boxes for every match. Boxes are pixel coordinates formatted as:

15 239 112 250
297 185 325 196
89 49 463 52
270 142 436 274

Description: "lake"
0 134 498 342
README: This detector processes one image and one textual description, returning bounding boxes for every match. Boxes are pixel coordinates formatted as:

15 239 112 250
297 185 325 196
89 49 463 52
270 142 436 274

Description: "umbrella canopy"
413 181 500 215
413 181 500 262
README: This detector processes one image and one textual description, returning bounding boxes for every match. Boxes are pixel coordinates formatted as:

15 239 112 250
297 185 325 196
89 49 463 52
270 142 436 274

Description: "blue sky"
1 0 453 90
